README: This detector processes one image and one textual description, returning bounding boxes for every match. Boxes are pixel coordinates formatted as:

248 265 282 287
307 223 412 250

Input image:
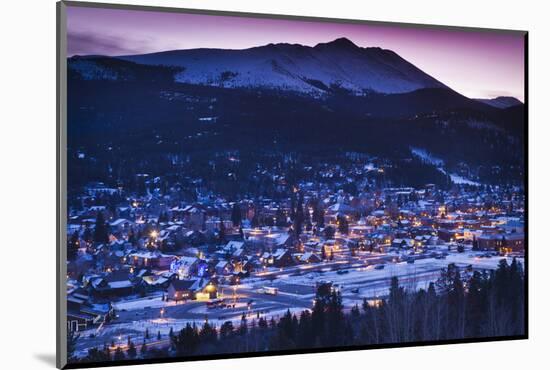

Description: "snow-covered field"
410 147 444 167
410 147 481 186
248 251 522 300
112 295 172 311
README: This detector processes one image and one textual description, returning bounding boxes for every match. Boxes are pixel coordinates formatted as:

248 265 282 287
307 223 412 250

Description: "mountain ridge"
475 96 523 109
107 37 448 95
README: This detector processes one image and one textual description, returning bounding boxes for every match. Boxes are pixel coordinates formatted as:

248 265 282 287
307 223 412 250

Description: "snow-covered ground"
112 295 173 311
410 147 445 167
449 174 481 186
410 147 481 186
248 250 521 300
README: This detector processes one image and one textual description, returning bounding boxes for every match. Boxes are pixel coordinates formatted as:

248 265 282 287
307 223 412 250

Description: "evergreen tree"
351 304 360 318
337 215 349 234
275 209 287 227
231 203 242 227
317 208 325 227
220 321 234 339
388 276 405 305
140 341 147 357
93 212 109 244
86 347 111 362
173 323 200 355
219 219 226 243
297 310 313 347
305 213 313 232
447 272 466 338
126 341 137 359
200 320 218 343
128 227 136 245
293 192 305 236
238 314 248 336
436 263 461 293
465 271 486 337
239 226 245 240
472 236 479 251
290 192 296 221
67 231 80 260
311 285 329 341
279 310 296 341
324 226 335 240
251 206 260 228
508 258 525 334
113 347 125 361
326 291 345 345
83 226 92 244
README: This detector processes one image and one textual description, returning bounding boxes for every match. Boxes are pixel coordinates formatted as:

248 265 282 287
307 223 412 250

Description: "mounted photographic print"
56 1 528 368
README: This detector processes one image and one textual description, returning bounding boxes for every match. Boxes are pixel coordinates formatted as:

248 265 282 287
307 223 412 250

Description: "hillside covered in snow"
111 37 448 95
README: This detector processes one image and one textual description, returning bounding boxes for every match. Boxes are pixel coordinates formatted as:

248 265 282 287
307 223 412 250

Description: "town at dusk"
64 4 526 365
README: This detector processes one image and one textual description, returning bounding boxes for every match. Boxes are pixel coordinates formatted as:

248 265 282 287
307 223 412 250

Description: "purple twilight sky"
66 5 525 101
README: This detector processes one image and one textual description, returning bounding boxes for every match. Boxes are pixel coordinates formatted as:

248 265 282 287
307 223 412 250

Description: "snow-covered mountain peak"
71 38 450 95
314 37 359 50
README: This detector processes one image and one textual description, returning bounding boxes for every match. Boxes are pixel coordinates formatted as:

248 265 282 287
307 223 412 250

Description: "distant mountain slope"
68 56 182 82
66 38 525 187
475 96 523 109
114 37 448 95
324 87 497 118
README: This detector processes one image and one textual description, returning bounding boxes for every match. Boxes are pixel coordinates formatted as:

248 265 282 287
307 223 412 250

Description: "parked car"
206 299 226 309
261 287 279 295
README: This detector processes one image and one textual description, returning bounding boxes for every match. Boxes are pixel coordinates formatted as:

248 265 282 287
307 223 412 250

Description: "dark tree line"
76 258 524 364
